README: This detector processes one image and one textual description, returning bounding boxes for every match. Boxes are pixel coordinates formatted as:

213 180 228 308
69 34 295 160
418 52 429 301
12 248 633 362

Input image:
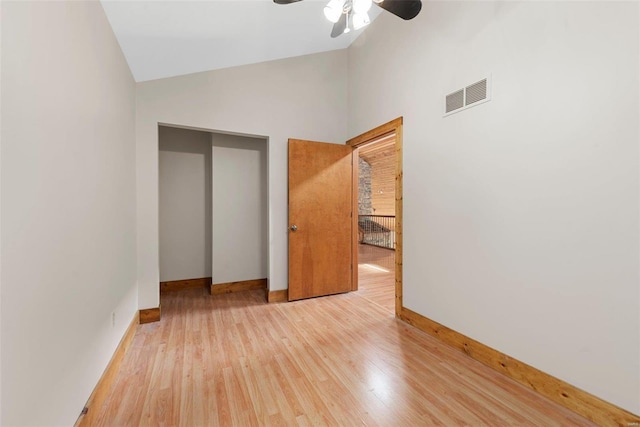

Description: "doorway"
347 118 403 316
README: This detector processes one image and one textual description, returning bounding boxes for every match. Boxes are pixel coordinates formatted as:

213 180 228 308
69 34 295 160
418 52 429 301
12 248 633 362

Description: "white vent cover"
444 76 491 116
445 90 464 113
465 79 487 105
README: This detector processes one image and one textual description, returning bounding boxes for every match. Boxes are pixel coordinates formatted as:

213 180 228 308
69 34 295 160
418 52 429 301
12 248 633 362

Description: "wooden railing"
358 215 395 250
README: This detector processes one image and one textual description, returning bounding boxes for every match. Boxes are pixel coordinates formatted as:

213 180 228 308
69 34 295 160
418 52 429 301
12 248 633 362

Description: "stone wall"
358 157 372 215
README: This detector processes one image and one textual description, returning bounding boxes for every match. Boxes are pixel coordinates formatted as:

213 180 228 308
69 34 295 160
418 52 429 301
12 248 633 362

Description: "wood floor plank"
92 274 595 426
357 243 395 312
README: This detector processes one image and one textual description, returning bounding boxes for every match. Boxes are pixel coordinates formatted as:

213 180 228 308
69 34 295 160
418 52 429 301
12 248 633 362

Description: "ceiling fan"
274 0 422 38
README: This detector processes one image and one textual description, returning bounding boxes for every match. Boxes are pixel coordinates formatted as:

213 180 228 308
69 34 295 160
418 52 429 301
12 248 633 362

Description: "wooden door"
288 139 353 301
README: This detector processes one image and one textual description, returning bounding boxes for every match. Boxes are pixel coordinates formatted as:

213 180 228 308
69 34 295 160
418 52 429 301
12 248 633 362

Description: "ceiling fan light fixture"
324 0 345 23
275 0 421 38
353 0 372 14
352 11 370 30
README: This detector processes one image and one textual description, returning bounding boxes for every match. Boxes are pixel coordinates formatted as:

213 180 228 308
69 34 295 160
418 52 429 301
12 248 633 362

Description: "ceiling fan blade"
330 13 347 38
273 0 303 4
376 0 422 20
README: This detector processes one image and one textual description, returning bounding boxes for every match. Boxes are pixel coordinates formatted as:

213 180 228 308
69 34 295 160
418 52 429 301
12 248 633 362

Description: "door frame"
347 117 403 316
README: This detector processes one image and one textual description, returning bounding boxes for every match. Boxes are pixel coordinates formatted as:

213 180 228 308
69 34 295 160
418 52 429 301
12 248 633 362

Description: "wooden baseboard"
160 277 211 293
210 278 267 295
266 289 288 303
75 313 139 427
399 307 640 427
139 306 161 324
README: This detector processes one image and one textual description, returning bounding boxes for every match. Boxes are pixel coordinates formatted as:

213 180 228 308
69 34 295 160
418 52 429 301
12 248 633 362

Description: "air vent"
465 79 487 106
445 90 464 113
444 76 491 116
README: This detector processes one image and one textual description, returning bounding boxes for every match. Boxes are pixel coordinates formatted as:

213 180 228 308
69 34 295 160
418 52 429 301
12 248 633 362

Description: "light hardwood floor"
356 244 395 312
92 279 593 425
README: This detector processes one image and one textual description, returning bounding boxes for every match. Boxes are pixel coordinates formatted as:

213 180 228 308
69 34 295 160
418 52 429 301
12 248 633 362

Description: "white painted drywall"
0 1 3 420
211 133 268 284
1 2 137 425
136 50 348 309
159 126 212 282
101 0 379 82
349 1 640 414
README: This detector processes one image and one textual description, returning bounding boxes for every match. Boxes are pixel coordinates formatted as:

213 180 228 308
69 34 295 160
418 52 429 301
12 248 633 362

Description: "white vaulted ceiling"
101 0 381 82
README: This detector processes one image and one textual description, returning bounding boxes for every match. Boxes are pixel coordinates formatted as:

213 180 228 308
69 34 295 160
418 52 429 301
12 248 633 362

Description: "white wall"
211 133 268 284
349 1 640 414
1 2 137 425
136 50 348 309
0 1 3 420
159 126 212 282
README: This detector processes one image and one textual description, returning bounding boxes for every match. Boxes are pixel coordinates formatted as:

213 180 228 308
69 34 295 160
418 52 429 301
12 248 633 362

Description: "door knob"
290 225 298 232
